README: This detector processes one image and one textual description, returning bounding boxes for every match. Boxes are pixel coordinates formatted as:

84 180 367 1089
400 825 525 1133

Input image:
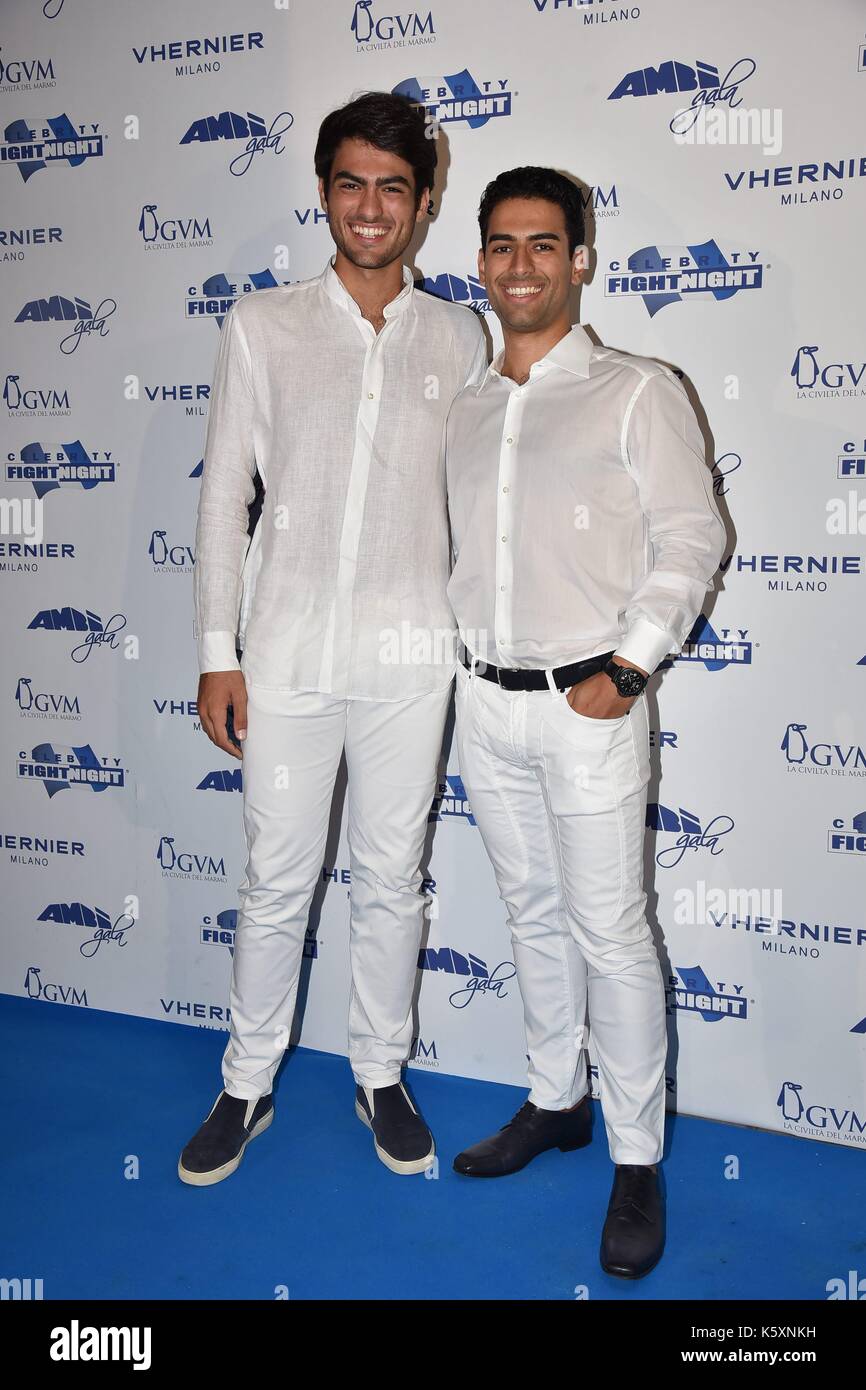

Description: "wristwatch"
603 658 648 698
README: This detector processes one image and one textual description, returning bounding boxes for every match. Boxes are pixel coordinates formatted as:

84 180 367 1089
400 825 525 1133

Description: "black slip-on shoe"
355 1081 435 1175
600 1163 666 1278
178 1090 273 1187
453 1096 592 1177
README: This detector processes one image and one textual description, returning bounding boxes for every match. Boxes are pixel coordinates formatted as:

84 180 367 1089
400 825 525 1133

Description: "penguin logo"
16 676 34 711
351 0 375 43
139 204 159 242
791 345 820 389
776 1080 804 1122
4 374 22 410
24 966 43 999
157 835 176 870
149 529 168 566
780 722 808 764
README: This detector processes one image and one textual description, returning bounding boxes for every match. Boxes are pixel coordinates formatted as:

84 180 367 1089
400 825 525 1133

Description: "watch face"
615 667 646 696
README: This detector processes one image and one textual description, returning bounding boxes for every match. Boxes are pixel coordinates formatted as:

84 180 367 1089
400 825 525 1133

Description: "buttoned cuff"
199 630 241 674
614 617 675 676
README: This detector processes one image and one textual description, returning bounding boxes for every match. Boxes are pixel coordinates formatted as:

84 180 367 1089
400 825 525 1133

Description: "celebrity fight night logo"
1 113 104 181
8 440 117 497
605 240 765 316
393 70 513 128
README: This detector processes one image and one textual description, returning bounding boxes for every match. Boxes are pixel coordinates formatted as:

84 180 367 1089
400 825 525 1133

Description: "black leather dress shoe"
453 1097 592 1177
600 1163 665 1278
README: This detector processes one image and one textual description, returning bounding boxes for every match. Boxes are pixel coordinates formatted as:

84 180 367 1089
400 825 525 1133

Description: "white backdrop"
2 0 864 1148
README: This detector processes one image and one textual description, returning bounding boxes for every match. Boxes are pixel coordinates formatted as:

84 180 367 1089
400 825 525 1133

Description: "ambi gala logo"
28 606 128 663
647 804 734 868
24 965 88 1008
429 773 475 824
608 56 758 133
8 440 116 498
179 108 294 177
197 766 243 793
350 2 436 51
38 901 135 959
1 114 104 182
605 240 764 316
666 965 748 1021
138 203 213 250
781 723 866 778
15 676 81 723
393 70 513 129
0 48 56 94
186 270 283 323
658 615 754 671
157 834 226 883
132 30 264 77
15 291 116 354
422 271 491 315
791 345 866 400
3 372 70 417
828 811 866 856
776 1080 866 1146
418 945 516 1009
18 742 125 798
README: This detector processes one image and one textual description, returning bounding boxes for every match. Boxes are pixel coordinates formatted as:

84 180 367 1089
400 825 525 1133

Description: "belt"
460 648 616 692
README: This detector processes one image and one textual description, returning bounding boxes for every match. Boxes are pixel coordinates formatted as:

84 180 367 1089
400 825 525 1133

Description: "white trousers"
454 660 667 1165
221 679 452 1100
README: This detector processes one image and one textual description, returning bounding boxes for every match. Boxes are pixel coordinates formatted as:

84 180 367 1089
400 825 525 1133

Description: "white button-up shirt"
193 257 487 697
445 324 727 676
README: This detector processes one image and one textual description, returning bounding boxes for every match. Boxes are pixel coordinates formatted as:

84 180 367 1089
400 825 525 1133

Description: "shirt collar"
476 323 595 394
320 255 414 320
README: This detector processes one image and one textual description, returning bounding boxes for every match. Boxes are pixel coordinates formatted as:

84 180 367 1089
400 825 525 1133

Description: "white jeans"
221 679 452 1100
454 660 667 1165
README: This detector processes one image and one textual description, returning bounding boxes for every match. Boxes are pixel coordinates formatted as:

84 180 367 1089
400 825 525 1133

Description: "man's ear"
571 243 589 283
415 187 432 222
317 176 328 213
476 245 486 285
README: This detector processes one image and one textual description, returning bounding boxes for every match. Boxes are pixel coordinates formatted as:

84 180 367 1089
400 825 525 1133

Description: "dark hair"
478 167 585 255
314 91 436 205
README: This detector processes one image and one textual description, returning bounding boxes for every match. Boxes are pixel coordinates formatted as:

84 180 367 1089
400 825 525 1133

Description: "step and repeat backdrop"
2 0 864 1147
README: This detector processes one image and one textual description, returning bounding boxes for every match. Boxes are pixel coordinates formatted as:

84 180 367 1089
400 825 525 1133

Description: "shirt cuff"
613 617 675 676
198 630 241 674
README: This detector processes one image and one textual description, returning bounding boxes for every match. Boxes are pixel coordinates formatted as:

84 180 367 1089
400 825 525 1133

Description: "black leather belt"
461 649 616 692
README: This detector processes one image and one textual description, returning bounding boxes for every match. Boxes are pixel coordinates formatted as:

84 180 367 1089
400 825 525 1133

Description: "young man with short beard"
179 93 486 1186
445 167 726 1276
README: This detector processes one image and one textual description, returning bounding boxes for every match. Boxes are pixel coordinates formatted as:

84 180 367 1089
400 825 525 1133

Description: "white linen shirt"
445 324 727 676
193 257 487 697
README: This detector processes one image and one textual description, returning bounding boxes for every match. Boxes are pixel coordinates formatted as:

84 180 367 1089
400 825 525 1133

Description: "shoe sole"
354 1099 436 1175
600 1248 664 1280
177 1107 274 1187
453 1132 592 1178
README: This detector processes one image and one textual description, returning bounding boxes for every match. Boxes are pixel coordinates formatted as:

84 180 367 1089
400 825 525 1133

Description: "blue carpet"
2 993 862 1301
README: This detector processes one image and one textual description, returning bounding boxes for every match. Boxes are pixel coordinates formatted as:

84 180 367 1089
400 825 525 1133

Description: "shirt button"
500 585 506 591
502 485 509 493
501 535 507 542
367 392 375 399
505 436 514 445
